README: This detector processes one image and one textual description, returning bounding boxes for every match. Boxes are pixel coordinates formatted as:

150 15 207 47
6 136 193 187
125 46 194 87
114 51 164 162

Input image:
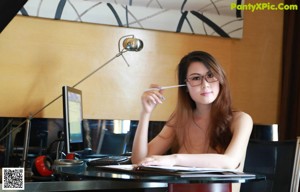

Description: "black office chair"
98 129 130 155
241 137 300 192
250 124 278 141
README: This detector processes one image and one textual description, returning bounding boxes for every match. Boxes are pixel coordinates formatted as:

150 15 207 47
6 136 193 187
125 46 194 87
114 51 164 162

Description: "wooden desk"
0 180 167 192
54 164 265 192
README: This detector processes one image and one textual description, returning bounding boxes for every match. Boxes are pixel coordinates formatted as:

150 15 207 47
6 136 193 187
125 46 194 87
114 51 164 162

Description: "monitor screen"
62 86 84 154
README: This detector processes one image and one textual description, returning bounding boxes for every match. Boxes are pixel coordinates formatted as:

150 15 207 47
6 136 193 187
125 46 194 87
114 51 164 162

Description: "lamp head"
123 38 144 52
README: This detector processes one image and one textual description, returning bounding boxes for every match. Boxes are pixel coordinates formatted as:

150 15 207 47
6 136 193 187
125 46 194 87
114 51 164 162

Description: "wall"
0 3 283 124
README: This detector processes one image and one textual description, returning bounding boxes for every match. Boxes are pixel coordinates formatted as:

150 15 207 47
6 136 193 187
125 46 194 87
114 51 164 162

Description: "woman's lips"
200 92 212 96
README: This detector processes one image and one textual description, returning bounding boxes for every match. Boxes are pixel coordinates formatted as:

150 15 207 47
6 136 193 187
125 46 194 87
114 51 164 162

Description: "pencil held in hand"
145 84 186 91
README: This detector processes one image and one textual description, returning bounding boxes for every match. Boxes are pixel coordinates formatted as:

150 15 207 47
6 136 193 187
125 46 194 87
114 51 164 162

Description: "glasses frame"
185 72 218 87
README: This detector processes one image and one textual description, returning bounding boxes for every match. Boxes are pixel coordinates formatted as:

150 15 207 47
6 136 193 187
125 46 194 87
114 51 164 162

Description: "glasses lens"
186 75 203 86
205 72 218 83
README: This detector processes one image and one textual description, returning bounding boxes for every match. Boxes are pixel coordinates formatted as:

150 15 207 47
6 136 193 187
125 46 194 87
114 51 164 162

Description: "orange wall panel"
0 5 283 124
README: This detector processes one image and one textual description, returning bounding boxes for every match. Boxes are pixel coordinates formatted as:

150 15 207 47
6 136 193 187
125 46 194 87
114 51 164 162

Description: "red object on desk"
66 153 76 160
168 183 232 192
32 155 54 177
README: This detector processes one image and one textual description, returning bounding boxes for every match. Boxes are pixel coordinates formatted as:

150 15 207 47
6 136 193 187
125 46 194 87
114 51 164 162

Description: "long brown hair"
166 51 233 153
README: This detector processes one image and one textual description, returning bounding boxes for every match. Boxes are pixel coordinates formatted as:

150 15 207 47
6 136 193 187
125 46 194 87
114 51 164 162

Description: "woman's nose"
201 78 210 88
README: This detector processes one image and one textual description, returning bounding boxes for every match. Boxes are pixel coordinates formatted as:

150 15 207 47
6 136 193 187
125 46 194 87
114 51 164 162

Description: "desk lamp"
0 35 143 168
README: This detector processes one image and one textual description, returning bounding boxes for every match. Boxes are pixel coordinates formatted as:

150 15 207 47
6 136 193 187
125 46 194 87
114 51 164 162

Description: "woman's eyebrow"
187 71 210 76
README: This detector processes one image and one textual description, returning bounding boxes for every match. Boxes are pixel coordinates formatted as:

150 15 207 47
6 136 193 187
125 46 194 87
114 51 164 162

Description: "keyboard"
87 156 130 166
84 154 108 158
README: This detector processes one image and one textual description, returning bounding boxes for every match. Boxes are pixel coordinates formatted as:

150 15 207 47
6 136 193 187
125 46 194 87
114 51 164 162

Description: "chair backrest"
97 129 130 155
250 124 278 141
241 138 300 192
290 137 300 192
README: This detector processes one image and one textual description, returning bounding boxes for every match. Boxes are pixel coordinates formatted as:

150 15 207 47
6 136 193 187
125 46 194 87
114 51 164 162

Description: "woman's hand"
141 84 165 114
139 155 176 166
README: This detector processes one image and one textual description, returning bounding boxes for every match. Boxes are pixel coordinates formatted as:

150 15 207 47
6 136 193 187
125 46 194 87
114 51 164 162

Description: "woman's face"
186 61 220 105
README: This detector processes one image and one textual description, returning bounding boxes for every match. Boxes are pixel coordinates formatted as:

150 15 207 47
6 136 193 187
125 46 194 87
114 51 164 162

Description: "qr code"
2 168 24 190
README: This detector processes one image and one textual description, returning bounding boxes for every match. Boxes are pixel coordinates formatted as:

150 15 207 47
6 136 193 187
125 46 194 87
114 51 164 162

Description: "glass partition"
0 117 166 167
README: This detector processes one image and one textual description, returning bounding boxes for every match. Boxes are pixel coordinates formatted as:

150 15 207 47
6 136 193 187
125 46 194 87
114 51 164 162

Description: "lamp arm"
29 49 126 160
30 49 127 119
21 119 31 168
0 49 128 168
72 49 127 88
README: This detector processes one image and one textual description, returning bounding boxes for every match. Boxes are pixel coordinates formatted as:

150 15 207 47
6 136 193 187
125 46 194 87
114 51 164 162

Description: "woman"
131 51 253 170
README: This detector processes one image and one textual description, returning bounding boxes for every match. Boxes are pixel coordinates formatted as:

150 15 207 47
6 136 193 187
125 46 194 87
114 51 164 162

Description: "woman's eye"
191 76 201 81
206 73 214 79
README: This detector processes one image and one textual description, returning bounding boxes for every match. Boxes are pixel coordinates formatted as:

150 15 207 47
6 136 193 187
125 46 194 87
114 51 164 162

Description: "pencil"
145 84 186 91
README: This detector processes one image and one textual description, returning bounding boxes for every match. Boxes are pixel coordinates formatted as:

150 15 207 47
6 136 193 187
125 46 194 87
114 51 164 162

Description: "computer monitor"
62 86 84 154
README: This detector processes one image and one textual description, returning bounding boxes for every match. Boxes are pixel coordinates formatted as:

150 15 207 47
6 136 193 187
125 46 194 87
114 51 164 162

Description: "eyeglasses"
185 72 218 87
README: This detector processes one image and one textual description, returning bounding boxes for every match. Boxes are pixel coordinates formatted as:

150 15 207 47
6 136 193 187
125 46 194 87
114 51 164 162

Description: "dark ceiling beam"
0 0 28 33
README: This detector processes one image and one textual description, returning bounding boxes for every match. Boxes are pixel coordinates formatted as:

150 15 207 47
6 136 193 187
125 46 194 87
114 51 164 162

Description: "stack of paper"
96 164 256 178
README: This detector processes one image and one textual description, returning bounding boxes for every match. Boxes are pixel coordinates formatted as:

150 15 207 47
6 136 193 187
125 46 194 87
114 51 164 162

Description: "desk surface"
0 165 265 192
55 164 265 184
0 180 167 192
